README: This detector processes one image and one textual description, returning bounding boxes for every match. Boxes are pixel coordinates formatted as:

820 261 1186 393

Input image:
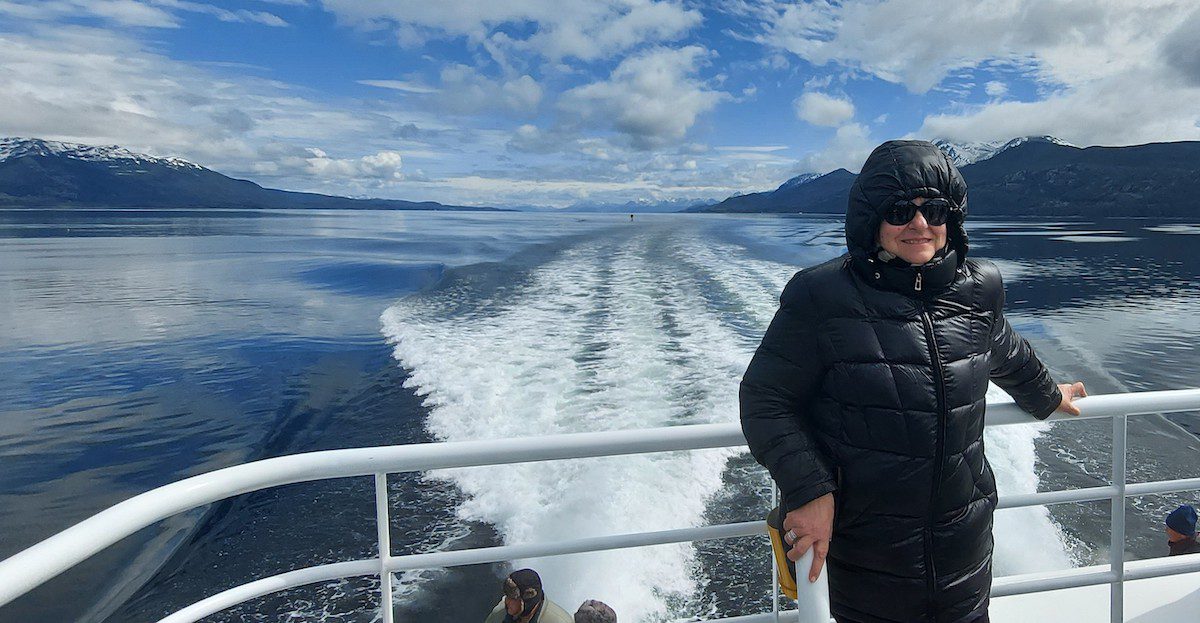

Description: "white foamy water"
984 388 1075 575
380 222 1073 619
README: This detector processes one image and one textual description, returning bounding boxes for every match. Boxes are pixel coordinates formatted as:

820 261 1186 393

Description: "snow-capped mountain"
701 137 1200 217
0 137 498 211
776 172 822 191
0 137 205 171
933 136 1076 167
691 168 855 214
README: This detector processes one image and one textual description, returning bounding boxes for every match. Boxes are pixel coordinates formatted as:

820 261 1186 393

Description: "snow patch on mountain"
0 137 206 170
776 172 821 191
933 136 1076 167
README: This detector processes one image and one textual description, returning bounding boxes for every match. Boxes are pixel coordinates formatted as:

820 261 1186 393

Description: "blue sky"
2 0 1198 207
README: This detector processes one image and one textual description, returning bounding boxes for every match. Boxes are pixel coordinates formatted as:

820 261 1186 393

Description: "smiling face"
878 196 948 264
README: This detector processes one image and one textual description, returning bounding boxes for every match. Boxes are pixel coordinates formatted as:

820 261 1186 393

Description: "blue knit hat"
1166 504 1197 536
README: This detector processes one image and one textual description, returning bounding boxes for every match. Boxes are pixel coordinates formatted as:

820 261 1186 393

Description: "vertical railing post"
375 473 395 623
1110 414 1127 623
772 485 780 623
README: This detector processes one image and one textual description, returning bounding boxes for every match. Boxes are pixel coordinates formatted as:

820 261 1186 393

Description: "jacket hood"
846 140 969 265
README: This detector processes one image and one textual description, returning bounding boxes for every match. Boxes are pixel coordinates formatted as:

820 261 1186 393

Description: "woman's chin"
898 250 935 264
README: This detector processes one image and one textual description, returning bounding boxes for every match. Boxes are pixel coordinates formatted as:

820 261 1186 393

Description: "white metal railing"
1 389 1199 623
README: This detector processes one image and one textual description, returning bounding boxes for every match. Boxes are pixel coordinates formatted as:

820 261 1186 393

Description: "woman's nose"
907 211 930 229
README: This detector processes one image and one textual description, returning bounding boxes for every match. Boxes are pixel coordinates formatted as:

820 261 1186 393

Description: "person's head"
502 569 544 620
1166 504 1197 541
846 140 967 267
574 600 617 623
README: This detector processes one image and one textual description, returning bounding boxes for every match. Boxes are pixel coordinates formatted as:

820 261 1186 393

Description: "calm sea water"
1 209 1198 623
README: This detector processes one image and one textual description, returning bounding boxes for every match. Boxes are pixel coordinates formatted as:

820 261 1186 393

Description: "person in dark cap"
1166 504 1200 556
483 568 573 623
573 599 617 623
740 139 1087 623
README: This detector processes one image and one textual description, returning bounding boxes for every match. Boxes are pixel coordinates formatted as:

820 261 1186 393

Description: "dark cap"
1167 504 1198 536
574 599 617 623
503 568 543 601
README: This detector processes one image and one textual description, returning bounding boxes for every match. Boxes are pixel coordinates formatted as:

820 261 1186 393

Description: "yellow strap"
767 521 798 599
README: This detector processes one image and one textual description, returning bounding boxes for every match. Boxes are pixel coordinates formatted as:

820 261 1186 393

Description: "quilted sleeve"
986 268 1062 419
739 274 836 513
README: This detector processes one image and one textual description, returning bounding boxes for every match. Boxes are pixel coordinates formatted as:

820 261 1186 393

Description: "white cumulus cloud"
747 0 1186 93
799 122 874 173
430 65 543 116
0 26 449 194
559 46 727 149
318 0 700 62
794 91 855 127
913 4 1200 146
739 0 1200 148
299 148 404 180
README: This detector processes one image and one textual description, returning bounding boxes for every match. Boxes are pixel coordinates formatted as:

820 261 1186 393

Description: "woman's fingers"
1057 382 1085 416
809 539 830 582
788 534 815 562
1068 382 1088 415
786 532 830 581
782 493 836 574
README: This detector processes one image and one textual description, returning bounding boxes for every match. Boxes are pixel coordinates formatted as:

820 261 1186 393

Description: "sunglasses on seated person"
883 198 958 226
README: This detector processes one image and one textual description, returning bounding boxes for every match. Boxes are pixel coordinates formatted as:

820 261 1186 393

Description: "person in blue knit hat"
1166 504 1200 556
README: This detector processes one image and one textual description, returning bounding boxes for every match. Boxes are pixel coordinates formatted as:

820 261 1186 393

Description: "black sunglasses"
883 198 957 226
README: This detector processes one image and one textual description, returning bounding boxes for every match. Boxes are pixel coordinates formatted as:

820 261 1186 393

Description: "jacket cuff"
782 480 838 516
1031 385 1063 420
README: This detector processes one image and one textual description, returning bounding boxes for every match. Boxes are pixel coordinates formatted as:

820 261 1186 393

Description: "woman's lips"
902 238 932 244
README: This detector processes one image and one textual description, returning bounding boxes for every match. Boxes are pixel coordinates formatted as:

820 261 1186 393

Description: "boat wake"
380 219 1072 619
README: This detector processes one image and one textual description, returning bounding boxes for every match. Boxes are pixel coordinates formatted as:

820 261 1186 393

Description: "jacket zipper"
915 271 923 292
920 304 947 619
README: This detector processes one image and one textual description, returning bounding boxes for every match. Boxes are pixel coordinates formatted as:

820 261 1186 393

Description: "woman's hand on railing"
783 492 835 582
1057 382 1088 416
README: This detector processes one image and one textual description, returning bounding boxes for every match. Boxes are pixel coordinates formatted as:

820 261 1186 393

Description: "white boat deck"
993 569 1200 622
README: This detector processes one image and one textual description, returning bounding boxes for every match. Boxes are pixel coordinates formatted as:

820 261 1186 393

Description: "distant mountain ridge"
8 136 1197 217
688 169 856 213
0 138 501 211
956 139 1200 216
560 196 716 213
697 137 1200 217
932 136 1075 167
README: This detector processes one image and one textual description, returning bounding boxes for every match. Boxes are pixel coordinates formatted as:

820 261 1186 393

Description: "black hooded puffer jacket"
740 140 1062 623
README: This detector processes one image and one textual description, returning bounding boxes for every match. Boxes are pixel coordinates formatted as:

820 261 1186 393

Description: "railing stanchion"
375 473 395 623
1110 413 1127 623
772 485 780 623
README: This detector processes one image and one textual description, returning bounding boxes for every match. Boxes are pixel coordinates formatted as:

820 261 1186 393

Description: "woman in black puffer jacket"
740 140 1086 623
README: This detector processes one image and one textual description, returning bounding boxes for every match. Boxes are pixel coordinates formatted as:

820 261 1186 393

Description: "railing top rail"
1 388 1198 610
